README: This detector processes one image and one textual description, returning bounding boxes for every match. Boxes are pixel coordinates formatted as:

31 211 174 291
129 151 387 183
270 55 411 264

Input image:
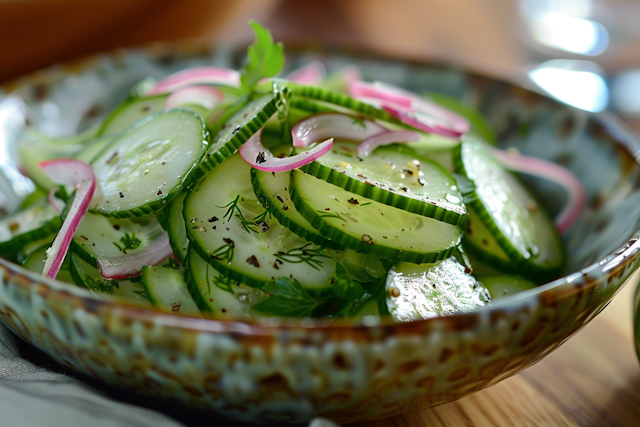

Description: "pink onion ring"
357 130 421 158
239 128 333 172
39 159 95 280
97 233 174 279
285 61 326 85
491 147 586 234
148 67 240 95
47 187 64 214
292 113 385 148
165 85 224 110
350 80 470 137
350 80 413 109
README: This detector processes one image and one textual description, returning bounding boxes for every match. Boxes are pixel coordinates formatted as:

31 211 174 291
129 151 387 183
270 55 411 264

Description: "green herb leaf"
113 232 142 254
332 263 365 300
253 277 330 317
240 20 285 94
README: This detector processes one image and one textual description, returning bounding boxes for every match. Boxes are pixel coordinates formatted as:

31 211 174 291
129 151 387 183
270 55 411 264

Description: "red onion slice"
285 61 326 85
239 128 333 172
148 67 240 95
350 80 470 137
39 159 95 280
97 233 174 279
350 80 413 109
490 147 586 235
357 130 421 158
47 188 64 214
292 113 385 148
164 85 224 110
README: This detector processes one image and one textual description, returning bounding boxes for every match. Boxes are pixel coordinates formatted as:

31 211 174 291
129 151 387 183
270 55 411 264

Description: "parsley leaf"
332 263 365 300
253 277 331 317
240 20 285 94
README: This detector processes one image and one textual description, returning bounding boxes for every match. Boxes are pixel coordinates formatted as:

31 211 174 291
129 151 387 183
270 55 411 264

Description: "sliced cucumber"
197 91 282 176
290 170 462 264
141 266 200 315
299 141 466 225
184 154 337 291
186 248 262 317
70 211 165 266
90 109 209 217
289 84 401 123
69 253 150 305
157 190 188 264
74 135 117 164
385 257 490 321
22 240 74 284
97 95 168 136
454 137 565 280
463 208 513 271
0 200 61 259
251 167 341 249
477 274 537 300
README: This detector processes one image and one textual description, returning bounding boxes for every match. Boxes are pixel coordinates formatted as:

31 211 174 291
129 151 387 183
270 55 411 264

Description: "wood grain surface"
356 272 640 427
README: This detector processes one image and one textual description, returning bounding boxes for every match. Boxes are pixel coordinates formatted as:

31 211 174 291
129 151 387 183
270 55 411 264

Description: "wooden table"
359 272 640 427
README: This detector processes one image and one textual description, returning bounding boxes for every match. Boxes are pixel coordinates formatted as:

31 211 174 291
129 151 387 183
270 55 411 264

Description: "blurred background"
2 0 640 116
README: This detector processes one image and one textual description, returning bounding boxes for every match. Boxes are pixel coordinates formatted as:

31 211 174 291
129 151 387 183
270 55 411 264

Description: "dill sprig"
113 232 142 254
274 243 331 271
317 210 346 222
86 276 120 295
211 238 235 263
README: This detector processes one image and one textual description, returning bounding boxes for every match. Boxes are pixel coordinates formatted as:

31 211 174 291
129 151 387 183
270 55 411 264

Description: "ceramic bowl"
2 42 640 425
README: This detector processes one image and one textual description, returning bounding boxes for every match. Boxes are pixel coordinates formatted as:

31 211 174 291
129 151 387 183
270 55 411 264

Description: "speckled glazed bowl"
2 42 640 425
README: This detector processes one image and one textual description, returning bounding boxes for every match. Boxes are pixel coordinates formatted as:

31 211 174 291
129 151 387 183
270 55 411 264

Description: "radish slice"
357 130 421 158
292 113 385 148
148 67 240 95
47 188 65 214
350 80 470 137
239 128 333 172
164 85 224 110
39 159 95 280
490 147 586 235
286 61 326 85
97 233 173 279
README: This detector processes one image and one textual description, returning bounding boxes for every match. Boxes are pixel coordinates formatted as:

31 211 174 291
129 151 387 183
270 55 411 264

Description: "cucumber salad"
2 22 584 321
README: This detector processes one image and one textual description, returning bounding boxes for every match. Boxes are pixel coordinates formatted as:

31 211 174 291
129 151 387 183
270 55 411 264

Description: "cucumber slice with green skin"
22 240 74 284
463 208 513 270
477 274 537 300
186 248 262 317
290 170 462 264
251 167 342 250
197 91 282 177
69 252 150 305
385 257 490 321
157 191 189 264
141 266 200 315
90 109 209 218
74 135 117 164
97 95 168 136
288 84 402 124
0 200 61 259
299 141 466 226
205 96 249 139
70 211 165 266
454 137 565 280
184 154 337 291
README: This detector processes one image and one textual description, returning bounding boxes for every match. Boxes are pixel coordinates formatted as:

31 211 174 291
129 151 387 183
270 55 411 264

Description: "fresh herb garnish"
219 195 272 233
352 117 366 129
86 276 120 295
208 265 235 294
218 195 243 223
253 277 333 317
240 20 285 94
317 210 346 222
211 238 235 263
113 232 142 254
274 243 331 271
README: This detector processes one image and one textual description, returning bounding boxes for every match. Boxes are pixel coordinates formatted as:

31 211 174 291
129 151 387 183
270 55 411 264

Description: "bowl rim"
2 39 640 334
